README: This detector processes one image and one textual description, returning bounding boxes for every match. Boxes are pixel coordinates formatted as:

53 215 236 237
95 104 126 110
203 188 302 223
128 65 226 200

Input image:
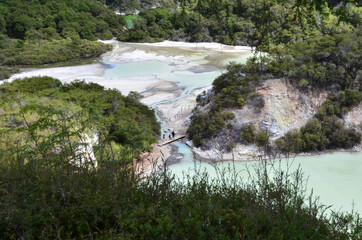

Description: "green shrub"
256 130 269 147
240 123 257 144
211 66 261 111
0 67 19 80
0 38 113 66
187 111 235 147
225 141 234 152
277 116 361 153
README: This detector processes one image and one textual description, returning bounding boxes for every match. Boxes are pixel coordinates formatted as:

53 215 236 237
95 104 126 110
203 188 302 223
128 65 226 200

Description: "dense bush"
105 0 176 12
316 90 362 120
121 0 359 48
250 28 362 90
240 123 257 144
239 123 271 148
0 37 112 66
0 77 160 161
0 66 19 80
0 0 125 66
256 130 270 147
187 110 235 147
212 66 261 111
0 0 125 40
276 117 360 153
283 30 361 89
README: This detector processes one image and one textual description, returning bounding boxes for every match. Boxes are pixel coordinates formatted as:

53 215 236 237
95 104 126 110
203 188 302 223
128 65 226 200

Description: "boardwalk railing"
158 135 186 147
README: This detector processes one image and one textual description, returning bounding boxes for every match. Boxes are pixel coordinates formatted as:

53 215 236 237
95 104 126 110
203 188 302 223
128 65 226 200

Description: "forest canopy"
121 0 361 48
0 0 125 67
0 0 125 40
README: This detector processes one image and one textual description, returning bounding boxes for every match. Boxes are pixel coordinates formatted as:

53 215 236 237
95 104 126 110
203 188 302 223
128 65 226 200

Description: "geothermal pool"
169 144 362 214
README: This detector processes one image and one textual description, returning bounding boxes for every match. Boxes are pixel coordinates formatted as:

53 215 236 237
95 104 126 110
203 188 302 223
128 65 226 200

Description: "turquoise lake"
169 144 362 214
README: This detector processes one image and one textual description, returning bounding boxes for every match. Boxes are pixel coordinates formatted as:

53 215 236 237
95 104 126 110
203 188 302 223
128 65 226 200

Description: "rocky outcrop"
259 113 281 138
220 78 328 139
343 102 362 150
192 78 330 161
344 102 362 128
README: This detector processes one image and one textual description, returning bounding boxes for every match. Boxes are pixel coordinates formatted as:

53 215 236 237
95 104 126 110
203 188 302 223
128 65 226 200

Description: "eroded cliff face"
343 102 362 150
344 102 362 128
232 79 329 139
187 78 361 161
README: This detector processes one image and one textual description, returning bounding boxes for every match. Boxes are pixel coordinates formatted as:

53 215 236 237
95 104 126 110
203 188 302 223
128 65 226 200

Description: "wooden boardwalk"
158 135 186 147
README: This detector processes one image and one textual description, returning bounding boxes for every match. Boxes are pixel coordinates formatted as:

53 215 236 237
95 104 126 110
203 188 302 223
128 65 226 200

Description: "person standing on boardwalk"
172 131 175 138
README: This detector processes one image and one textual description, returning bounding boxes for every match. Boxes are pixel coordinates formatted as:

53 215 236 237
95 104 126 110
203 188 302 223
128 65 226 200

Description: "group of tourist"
163 130 175 140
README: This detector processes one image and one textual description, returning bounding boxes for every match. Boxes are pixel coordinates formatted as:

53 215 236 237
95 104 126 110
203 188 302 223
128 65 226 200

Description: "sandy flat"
8 63 105 82
135 40 253 53
141 87 181 105
7 40 252 96
8 64 170 95
155 86 211 134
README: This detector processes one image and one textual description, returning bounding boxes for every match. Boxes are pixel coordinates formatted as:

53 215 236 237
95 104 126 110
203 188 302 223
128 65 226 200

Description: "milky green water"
104 60 223 91
104 60 175 78
169 144 362 214
224 54 253 65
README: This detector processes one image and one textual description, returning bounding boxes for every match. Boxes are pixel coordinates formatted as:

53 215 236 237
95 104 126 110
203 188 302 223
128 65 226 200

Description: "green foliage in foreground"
0 77 160 161
1 125 361 239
